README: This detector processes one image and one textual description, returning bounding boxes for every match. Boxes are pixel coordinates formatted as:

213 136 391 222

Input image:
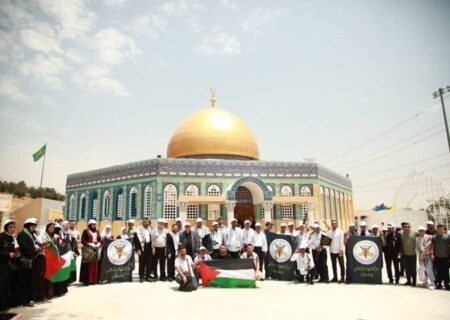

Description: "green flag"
33 144 46 162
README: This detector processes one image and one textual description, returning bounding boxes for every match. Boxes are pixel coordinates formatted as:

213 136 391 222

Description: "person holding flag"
39 222 57 299
62 221 79 283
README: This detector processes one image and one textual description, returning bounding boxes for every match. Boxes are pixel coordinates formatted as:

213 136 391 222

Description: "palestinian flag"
44 242 76 283
197 259 256 288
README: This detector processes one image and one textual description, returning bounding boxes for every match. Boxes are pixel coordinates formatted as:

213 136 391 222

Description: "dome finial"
210 87 216 107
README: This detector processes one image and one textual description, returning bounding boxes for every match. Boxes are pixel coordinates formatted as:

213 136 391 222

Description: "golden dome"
167 107 260 160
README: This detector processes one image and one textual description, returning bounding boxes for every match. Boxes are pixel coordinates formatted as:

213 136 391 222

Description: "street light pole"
433 86 450 154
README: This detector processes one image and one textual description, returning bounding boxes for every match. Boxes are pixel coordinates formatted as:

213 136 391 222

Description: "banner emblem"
269 239 292 263
107 239 132 266
352 240 379 265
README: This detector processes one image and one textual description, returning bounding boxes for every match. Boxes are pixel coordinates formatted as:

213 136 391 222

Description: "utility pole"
433 86 450 154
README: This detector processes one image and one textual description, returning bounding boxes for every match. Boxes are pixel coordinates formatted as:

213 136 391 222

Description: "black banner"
347 236 382 284
265 232 296 281
99 238 133 283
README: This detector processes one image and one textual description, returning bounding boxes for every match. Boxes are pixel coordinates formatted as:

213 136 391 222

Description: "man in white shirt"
68 219 81 242
152 218 168 281
296 223 308 249
242 220 255 247
175 246 198 291
324 219 345 283
226 218 243 258
217 216 226 231
134 218 155 282
278 223 288 234
287 222 298 236
308 223 329 283
357 221 371 236
252 222 267 274
211 221 224 256
290 245 315 284
194 246 212 263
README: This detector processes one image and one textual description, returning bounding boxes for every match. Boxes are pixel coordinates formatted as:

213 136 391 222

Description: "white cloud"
19 28 62 54
242 8 284 34
65 47 84 64
19 54 68 87
0 0 139 98
187 17 203 34
0 78 28 101
196 31 241 56
0 30 25 63
158 0 188 16
87 76 129 96
36 0 97 40
77 66 128 96
130 13 167 40
221 0 238 11
101 0 128 7
92 28 140 65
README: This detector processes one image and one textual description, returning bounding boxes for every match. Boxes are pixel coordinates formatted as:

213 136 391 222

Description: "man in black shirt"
212 244 232 259
383 223 402 284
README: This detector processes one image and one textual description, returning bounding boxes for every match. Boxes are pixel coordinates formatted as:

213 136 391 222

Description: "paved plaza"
10 260 450 320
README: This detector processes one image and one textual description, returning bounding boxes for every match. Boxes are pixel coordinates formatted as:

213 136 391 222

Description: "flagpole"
40 143 46 188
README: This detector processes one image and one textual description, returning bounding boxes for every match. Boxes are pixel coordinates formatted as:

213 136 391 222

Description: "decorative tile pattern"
66 158 351 190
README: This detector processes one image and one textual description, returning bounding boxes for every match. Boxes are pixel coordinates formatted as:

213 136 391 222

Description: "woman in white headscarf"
40 221 56 299
101 225 114 241
116 227 129 240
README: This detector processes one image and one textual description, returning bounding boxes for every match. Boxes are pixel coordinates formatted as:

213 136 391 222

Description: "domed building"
65 92 353 234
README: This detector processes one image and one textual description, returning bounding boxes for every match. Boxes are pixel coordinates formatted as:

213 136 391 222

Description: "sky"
0 0 449 210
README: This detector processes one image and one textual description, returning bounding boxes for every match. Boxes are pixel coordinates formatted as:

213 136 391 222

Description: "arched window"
281 185 293 220
114 189 124 220
102 190 111 219
186 184 199 220
143 185 153 219
68 194 76 220
300 186 312 220
207 185 220 220
164 184 177 220
90 191 98 220
129 187 137 218
79 193 87 220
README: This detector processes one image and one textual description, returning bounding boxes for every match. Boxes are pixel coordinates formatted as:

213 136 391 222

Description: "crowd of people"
1 215 449 309
0 218 79 312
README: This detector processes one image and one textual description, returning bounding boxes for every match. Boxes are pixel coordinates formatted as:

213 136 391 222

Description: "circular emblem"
82 246 96 263
353 240 379 265
107 239 132 266
269 239 292 263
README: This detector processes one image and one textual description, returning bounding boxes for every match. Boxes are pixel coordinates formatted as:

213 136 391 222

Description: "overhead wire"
331 123 443 169
339 129 444 172
354 163 450 190
323 102 439 164
351 152 449 179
